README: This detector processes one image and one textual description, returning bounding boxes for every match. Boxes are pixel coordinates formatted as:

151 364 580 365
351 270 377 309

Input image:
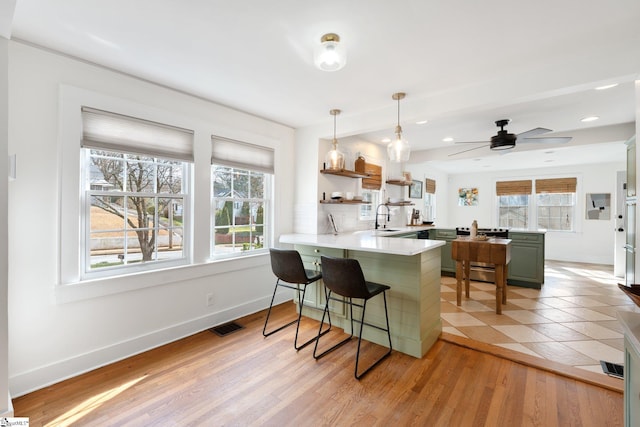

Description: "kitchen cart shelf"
320 199 370 204
386 180 411 186
320 169 371 179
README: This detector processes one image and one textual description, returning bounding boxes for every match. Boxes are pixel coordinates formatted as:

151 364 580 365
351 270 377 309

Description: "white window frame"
497 194 530 229
58 85 200 302
536 192 576 231
423 192 436 222
81 149 191 279
359 190 380 221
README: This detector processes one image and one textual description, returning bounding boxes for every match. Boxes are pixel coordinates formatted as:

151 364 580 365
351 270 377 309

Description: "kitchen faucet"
374 204 391 230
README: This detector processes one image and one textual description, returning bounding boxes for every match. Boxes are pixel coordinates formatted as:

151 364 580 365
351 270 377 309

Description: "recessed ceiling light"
443 137 454 142
581 116 599 122
595 83 618 90
381 137 391 143
416 120 428 125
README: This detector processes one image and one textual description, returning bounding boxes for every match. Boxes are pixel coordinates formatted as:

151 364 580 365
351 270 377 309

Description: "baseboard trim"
10 294 288 397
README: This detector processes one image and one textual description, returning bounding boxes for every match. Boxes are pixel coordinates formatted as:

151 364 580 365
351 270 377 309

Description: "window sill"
55 252 270 304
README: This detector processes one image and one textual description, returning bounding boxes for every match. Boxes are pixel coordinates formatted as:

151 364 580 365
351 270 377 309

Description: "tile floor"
440 260 640 376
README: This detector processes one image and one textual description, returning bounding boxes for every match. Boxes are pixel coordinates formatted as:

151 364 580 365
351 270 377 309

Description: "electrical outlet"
206 293 214 306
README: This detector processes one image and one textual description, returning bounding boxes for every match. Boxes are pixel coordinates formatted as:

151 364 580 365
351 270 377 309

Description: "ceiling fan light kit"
490 119 516 150
387 92 411 163
449 118 572 157
314 33 347 72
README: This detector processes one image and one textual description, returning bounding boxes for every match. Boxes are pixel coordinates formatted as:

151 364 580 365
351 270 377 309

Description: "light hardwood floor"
13 301 623 426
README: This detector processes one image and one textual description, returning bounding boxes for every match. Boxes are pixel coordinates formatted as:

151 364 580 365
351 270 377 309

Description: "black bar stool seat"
263 248 331 350
313 256 392 379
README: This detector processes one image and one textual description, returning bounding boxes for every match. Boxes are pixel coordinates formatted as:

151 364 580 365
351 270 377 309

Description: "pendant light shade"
314 33 347 72
387 92 410 163
325 109 345 170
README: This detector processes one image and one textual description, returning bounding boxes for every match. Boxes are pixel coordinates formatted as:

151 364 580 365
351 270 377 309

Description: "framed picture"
586 193 611 220
458 187 479 206
409 179 423 199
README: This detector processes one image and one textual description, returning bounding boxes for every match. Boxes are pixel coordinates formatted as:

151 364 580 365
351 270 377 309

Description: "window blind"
496 180 532 196
81 107 194 162
211 136 274 174
425 178 436 194
535 177 577 193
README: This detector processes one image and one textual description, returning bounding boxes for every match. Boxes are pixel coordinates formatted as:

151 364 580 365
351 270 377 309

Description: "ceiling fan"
448 119 572 156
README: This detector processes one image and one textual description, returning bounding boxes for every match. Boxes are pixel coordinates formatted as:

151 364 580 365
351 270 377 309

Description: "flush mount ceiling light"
387 92 411 163
314 33 347 72
581 116 600 122
325 109 345 170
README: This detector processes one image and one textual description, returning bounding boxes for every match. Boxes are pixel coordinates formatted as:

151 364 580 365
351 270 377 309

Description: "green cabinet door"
507 232 545 289
625 336 640 427
428 229 456 274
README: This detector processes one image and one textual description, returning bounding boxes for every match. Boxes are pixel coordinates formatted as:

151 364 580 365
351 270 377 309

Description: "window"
359 190 380 221
212 166 270 256
536 178 577 231
80 107 193 277
424 178 436 221
496 180 532 229
211 136 273 258
84 150 188 271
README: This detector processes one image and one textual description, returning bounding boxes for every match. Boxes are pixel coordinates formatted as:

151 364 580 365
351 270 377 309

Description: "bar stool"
313 256 392 379
263 248 331 350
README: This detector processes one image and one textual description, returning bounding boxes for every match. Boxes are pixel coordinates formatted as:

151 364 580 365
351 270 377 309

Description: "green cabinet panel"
427 228 456 273
507 232 545 288
296 245 345 313
625 336 640 427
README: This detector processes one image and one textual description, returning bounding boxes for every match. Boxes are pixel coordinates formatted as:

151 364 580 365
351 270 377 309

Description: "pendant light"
314 33 347 72
387 92 411 163
325 109 345 170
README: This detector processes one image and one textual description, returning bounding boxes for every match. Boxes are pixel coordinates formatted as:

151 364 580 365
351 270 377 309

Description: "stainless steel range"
456 227 509 283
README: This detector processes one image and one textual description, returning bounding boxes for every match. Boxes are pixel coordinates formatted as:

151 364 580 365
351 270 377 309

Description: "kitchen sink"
377 229 399 232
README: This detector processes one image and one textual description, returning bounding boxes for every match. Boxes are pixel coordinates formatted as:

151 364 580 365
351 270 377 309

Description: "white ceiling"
5 0 640 173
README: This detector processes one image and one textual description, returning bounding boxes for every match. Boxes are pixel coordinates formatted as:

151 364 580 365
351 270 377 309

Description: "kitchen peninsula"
280 228 444 358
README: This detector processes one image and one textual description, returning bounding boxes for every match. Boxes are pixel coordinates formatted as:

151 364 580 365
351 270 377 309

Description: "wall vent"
209 322 244 337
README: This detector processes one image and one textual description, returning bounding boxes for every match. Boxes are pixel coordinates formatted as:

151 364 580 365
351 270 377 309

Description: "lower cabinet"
295 245 346 316
427 229 457 274
625 336 640 427
507 232 545 288
619 312 640 427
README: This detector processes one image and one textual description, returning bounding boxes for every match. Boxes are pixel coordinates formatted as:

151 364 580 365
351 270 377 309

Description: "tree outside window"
212 165 269 256
86 149 187 271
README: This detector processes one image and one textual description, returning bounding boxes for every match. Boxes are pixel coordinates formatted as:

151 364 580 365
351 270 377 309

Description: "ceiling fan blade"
516 127 552 139
519 136 572 144
448 144 490 157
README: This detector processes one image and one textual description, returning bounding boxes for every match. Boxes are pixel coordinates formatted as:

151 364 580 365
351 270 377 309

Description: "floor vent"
600 360 624 379
209 322 244 337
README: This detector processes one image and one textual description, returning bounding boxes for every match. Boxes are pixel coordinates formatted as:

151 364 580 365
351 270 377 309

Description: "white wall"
7 41 296 396
418 161 624 265
1 36 12 416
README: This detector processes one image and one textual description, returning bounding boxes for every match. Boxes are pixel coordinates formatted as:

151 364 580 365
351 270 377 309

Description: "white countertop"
618 311 640 353
279 227 444 256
